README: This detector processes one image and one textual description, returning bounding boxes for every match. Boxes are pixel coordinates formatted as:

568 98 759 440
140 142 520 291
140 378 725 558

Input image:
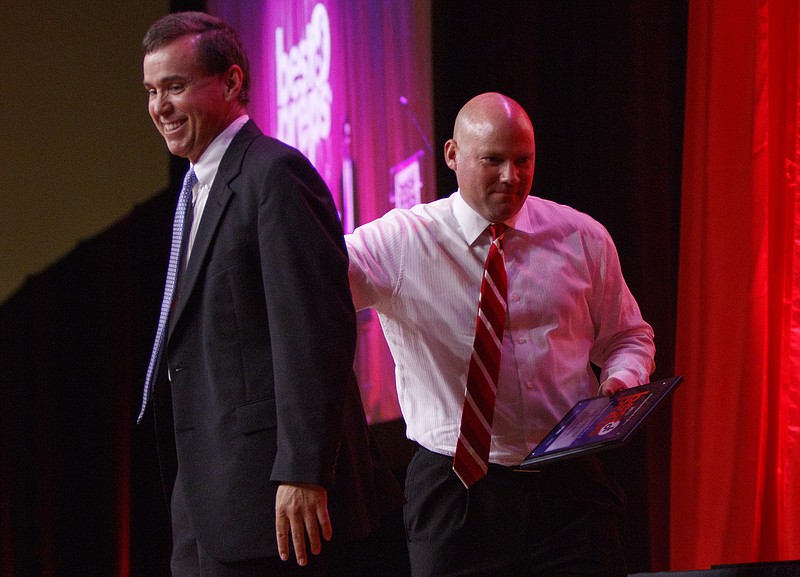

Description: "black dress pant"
404 447 627 577
170 471 410 577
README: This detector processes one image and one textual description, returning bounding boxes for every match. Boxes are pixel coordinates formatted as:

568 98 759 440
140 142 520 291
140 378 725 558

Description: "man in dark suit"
138 12 404 576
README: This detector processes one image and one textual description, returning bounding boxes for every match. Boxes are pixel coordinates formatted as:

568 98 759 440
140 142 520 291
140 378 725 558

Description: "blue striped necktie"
137 168 197 424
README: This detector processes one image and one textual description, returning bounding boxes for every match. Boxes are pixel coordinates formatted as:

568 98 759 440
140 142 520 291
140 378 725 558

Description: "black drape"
431 0 687 570
0 190 175 576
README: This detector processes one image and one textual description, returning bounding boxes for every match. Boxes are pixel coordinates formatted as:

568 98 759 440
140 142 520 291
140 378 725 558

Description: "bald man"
345 93 655 576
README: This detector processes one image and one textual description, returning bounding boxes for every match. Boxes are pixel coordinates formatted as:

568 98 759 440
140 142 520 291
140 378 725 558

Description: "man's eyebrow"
143 74 189 87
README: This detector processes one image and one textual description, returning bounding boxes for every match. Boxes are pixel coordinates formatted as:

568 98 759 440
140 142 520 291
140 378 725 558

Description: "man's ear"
444 139 458 170
223 65 244 101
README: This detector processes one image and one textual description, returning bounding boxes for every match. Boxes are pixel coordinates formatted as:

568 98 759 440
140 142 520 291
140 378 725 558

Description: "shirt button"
526 381 535 390
511 294 521 302
517 337 527 344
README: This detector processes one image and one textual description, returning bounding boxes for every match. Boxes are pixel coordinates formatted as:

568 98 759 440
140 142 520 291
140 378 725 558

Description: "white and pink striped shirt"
346 191 655 466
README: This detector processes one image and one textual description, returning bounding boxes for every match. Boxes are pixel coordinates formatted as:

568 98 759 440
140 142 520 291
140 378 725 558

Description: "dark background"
0 1 687 574
431 3 687 569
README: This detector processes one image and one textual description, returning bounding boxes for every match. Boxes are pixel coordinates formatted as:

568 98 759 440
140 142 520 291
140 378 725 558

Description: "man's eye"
169 84 184 94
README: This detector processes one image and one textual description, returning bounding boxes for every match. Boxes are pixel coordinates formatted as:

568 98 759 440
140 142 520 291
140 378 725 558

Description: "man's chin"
490 200 525 221
165 141 190 159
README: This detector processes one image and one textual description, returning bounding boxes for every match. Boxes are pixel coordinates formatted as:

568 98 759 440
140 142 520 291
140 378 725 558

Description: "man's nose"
500 161 520 184
151 92 172 116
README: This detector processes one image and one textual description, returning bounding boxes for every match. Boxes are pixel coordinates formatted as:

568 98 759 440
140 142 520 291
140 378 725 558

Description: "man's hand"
275 482 332 566
599 376 626 397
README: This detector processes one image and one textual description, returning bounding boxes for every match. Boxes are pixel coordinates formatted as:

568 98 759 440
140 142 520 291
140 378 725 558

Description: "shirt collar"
452 190 530 246
191 115 250 189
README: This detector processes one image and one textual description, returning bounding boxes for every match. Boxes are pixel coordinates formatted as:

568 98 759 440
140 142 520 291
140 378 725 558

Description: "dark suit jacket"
154 120 403 563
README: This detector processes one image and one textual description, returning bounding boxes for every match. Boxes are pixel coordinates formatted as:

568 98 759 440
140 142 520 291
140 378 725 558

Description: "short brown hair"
143 11 251 105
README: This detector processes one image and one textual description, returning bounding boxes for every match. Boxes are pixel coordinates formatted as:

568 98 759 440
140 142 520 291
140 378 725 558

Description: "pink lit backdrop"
207 0 435 424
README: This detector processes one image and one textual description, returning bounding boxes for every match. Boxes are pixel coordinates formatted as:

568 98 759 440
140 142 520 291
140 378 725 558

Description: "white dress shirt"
184 115 250 267
345 191 655 466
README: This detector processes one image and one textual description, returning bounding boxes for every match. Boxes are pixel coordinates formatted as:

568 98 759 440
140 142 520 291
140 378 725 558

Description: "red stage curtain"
671 0 800 568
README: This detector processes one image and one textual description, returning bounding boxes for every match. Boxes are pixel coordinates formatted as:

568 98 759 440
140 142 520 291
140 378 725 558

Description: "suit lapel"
169 120 261 336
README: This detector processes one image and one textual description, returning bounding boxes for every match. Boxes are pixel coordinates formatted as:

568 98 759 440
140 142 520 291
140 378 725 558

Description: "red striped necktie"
453 223 509 488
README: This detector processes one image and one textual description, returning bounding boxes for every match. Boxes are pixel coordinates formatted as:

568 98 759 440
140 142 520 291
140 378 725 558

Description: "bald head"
445 93 535 223
452 92 534 144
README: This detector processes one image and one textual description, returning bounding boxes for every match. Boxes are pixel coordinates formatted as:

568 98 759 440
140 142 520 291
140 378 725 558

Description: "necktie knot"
182 169 198 206
488 223 509 250
489 223 508 241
